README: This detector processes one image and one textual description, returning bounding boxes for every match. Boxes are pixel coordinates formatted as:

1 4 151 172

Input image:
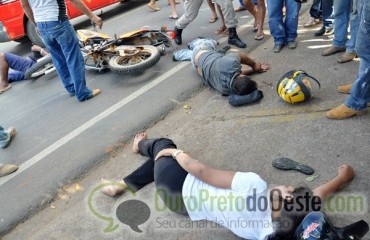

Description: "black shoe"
173 27 183 45
272 157 314 175
314 26 325 36
273 43 284 53
315 26 333 36
287 41 297 49
217 46 231 54
228 27 246 48
228 37 246 48
325 27 334 35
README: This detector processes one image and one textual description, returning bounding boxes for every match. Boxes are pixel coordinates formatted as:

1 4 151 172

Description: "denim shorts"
189 38 218 68
4 52 36 82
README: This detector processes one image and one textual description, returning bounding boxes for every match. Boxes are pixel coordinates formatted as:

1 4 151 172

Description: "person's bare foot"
337 164 354 183
7 127 16 138
101 179 126 197
132 132 147 153
147 3 160 11
0 84 11 94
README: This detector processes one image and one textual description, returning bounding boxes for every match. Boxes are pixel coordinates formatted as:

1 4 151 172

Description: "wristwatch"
172 149 184 160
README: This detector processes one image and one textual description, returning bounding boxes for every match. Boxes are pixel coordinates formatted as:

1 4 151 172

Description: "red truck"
0 0 121 46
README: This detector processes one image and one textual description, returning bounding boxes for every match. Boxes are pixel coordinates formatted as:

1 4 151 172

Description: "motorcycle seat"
119 29 149 39
77 30 110 42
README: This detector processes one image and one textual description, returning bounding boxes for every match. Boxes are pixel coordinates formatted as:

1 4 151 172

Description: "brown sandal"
215 26 227 35
221 29 229 37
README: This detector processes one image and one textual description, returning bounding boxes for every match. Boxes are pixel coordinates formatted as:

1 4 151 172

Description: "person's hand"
91 15 103 29
154 148 176 161
31 45 41 52
253 62 270 73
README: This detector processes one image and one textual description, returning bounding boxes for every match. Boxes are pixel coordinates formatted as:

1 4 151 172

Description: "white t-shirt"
28 0 68 22
182 172 274 240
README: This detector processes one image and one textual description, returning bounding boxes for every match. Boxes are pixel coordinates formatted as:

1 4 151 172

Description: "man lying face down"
174 38 270 106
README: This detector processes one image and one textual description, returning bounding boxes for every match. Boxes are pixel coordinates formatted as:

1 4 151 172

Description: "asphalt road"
0 0 269 234
2 2 369 240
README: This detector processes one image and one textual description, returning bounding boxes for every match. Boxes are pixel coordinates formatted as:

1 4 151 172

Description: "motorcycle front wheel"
108 45 160 75
24 56 54 79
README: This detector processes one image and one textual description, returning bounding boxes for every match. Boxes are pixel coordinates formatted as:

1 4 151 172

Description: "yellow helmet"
277 70 321 104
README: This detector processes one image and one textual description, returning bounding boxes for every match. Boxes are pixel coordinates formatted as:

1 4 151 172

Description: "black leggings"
123 138 189 215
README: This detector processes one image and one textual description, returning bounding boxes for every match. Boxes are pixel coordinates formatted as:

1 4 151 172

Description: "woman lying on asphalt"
102 133 354 239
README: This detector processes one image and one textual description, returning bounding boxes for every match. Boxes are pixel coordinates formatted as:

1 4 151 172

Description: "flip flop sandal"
217 46 231 54
221 29 229 37
215 26 227 35
147 3 160 11
272 157 314 175
254 33 264 40
169 15 178 19
253 26 258 32
209 16 218 23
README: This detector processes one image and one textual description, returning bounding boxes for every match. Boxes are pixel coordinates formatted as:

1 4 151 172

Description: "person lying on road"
101 132 355 240
174 38 270 106
0 45 49 94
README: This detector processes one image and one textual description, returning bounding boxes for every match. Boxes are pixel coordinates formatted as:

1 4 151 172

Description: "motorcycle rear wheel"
108 45 160 75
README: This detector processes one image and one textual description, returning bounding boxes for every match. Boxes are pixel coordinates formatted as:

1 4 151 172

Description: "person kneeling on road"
173 38 269 106
0 45 49 94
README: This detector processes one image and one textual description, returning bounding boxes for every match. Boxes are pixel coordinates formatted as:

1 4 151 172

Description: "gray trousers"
175 0 238 29
214 0 238 28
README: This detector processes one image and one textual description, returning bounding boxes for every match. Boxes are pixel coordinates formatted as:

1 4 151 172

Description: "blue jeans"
267 0 301 45
322 0 334 28
346 0 360 53
0 125 11 148
345 0 370 111
36 20 92 101
310 0 322 19
4 52 36 82
188 38 217 68
333 0 351 48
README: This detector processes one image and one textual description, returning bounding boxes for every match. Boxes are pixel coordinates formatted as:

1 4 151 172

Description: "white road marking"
0 62 188 185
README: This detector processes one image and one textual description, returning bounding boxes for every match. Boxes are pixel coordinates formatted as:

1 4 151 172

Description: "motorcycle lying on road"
25 26 175 78
77 25 175 74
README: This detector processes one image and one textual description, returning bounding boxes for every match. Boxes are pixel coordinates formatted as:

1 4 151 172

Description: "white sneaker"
304 17 320 28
